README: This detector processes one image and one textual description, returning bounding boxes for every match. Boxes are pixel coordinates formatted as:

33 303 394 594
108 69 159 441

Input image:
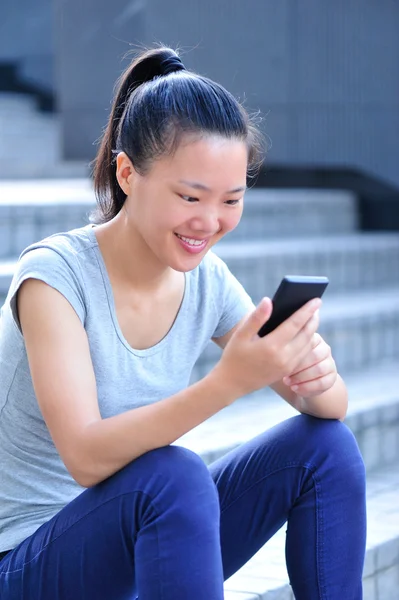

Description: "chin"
174 250 210 272
175 257 206 272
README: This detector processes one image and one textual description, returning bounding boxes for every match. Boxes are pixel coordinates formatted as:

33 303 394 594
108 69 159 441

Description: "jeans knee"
144 444 212 478
301 415 366 492
140 446 221 530
130 445 219 508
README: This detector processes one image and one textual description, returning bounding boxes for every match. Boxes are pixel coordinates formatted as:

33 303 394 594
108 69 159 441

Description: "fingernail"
291 385 299 392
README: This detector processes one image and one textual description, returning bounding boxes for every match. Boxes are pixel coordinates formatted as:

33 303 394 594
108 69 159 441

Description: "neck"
92 213 174 294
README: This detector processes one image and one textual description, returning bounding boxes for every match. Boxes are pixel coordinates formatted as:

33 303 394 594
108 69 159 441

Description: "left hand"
282 333 337 398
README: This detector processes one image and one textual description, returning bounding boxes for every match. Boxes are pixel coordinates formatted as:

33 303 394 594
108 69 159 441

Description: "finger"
287 310 321 359
285 334 319 378
244 298 273 338
286 357 335 387
285 343 331 381
268 298 322 346
291 372 337 396
287 334 324 374
311 332 323 349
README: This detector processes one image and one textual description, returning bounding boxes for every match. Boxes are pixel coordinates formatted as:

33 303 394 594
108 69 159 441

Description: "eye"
179 195 241 205
180 195 198 203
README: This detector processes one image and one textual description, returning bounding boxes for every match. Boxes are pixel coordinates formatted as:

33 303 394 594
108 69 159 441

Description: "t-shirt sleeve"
210 252 255 339
8 246 88 335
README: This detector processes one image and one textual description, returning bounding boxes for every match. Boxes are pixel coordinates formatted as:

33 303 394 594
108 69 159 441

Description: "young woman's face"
121 135 248 271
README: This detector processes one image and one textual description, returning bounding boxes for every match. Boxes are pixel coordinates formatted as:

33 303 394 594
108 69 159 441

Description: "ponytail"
92 47 184 223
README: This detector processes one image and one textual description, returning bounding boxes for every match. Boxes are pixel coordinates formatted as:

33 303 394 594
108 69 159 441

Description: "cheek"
224 208 243 232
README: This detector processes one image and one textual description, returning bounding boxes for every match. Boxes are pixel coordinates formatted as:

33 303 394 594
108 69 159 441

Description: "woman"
0 46 366 599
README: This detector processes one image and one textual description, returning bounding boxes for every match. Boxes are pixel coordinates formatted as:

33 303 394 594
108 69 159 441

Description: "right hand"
213 297 322 398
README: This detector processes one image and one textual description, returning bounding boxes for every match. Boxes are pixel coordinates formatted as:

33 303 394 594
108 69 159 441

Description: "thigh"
0 466 140 599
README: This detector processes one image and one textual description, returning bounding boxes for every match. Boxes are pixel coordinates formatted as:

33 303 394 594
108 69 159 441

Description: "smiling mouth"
174 233 210 245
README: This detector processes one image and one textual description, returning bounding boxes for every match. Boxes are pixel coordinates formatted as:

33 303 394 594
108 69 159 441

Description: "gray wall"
54 0 399 186
54 0 148 161
0 0 54 91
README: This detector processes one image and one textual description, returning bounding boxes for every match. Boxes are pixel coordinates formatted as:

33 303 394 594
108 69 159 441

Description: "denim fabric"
0 414 366 599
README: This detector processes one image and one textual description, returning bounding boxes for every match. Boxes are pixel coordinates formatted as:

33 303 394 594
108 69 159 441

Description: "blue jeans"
0 414 366 599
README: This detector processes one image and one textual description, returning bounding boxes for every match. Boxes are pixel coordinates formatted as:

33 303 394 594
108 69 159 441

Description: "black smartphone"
257 275 329 337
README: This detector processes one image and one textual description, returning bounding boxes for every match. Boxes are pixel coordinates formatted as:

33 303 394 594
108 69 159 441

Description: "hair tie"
160 55 186 76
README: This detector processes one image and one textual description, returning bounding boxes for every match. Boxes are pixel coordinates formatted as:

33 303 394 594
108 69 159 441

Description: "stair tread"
0 179 95 205
215 231 399 257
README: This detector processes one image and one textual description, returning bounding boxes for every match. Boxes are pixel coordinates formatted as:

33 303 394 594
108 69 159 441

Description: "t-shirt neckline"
84 224 189 357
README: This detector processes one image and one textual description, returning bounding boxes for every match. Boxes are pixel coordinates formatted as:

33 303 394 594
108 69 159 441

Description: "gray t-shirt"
0 224 254 552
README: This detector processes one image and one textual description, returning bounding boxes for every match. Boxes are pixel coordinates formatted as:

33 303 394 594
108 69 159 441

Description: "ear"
115 152 135 195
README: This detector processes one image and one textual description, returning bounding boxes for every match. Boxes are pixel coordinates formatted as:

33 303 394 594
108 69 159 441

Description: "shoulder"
12 225 96 293
17 225 93 267
7 226 93 333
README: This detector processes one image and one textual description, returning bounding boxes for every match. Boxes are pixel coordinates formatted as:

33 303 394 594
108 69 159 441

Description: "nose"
190 207 220 235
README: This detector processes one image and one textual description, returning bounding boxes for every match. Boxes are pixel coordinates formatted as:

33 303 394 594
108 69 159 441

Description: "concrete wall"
0 0 54 91
54 0 148 161
54 0 399 186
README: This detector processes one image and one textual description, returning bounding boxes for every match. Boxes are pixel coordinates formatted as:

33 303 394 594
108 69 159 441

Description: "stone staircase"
0 92 88 179
0 179 398 599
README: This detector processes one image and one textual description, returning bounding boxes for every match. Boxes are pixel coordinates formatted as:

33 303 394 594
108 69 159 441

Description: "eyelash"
180 195 240 205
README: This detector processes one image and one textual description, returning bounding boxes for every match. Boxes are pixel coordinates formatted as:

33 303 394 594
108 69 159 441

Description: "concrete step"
221 464 399 599
222 188 359 241
0 93 38 115
1 115 58 136
0 180 95 258
191 287 399 379
0 162 90 181
215 232 399 297
175 364 399 599
180 360 399 474
0 96 61 166
0 96 89 178
0 182 359 258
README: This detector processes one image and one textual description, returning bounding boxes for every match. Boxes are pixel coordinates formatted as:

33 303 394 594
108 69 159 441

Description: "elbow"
70 465 103 488
69 456 107 488
66 450 102 488
67 424 107 488
67 461 93 488
69 450 117 488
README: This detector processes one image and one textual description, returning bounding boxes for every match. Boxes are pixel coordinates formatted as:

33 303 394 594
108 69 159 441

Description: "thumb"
240 298 273 337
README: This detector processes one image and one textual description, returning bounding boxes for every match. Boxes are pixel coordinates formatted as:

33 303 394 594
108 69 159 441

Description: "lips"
174 233 209 254
175 233 209 243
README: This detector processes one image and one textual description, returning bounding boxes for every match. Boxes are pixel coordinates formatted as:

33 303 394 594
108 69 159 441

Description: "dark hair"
91 45 266 224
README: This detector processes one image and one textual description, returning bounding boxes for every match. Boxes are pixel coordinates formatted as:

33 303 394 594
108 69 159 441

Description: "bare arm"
270 376 348 421
18 279 240 488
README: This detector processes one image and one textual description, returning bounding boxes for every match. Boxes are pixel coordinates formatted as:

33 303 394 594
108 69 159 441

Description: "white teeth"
177 234 206 246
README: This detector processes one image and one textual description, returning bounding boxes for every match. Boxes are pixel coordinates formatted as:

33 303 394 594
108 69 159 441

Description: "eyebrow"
178 180 247 194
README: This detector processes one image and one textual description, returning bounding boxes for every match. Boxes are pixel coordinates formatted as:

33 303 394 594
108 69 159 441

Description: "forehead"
154 135 248 183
